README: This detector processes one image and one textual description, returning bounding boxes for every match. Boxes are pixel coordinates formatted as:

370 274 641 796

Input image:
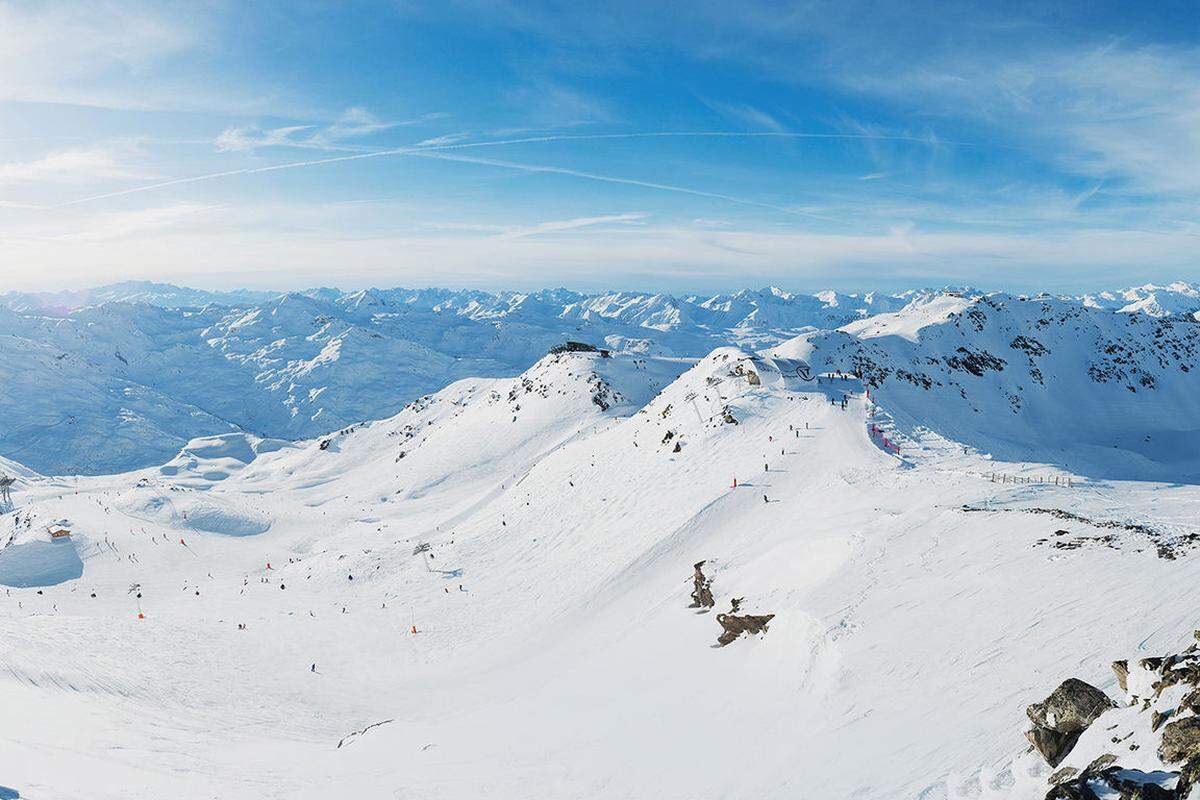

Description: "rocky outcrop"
1021 634 1200 799
688 561 715 610
1161 717 1200 764
716 612 775 647
1025 679 1117 766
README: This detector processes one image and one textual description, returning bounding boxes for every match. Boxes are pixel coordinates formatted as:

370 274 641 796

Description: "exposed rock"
1177 756 1200 798
1023 635 1200 799
1113 660 1130 692
1048 766 1177 800
1028 679 1118 734
1027 726 1082 768
688 561 715 610
715 612 775 647
1048 766 1079 786
1085 753 1120 773
1160 717 1200 764
1026 679 1117 768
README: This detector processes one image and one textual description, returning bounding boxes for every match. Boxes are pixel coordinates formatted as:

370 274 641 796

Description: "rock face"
1161 717 1200 764
1018 636 1200 799
1025 679 1117 767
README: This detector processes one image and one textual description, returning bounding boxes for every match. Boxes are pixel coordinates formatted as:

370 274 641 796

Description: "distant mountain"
4 280 1200 476
775 290 1200 482
0 283 900 474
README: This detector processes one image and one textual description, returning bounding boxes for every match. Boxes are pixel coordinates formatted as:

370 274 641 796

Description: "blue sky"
0 0 1197 293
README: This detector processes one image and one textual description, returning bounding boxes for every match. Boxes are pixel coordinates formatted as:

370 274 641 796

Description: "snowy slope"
777 291 1200 482
4 339 1200 799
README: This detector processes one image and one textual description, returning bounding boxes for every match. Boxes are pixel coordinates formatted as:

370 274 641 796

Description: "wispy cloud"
214 108 447 153
414 133 475 147
496 212 649 238
701 99 786 132
54 203 218 242
38 130 957 210
839 42 1200 195
0 147 150 185
215 125 323 152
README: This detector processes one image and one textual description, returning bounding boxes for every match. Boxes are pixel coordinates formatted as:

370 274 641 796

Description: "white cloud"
3 202 1198 293
842 43 1200 195
54 203 218 242
496 212 649 238
214 109 448 152
214 125 318 153
0 1 202 109
701 99 786 132
0 147 149 185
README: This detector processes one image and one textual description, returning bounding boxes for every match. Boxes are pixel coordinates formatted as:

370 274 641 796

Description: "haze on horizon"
1 1 1198 293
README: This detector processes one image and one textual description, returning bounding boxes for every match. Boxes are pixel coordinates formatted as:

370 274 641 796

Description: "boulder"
1026 727 1082 768
1026 679 1116 767
1028 678 1118 733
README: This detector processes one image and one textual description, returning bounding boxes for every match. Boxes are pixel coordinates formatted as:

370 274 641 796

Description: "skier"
763 494 768 504
311 663 316 673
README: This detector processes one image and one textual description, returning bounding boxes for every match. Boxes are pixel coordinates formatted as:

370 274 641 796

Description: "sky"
0 0 1197 293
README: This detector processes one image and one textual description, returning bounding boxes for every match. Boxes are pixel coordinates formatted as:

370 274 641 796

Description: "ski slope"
2 347 1199 799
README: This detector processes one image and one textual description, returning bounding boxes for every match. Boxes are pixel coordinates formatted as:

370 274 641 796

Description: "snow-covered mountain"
775 290 1200 482
4 340 1199 799
5 281 1200 479
1079 282 1200 319
0 285 904 475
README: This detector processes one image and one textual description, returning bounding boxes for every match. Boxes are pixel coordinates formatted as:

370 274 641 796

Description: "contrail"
413 150 839 221
46 129 956 210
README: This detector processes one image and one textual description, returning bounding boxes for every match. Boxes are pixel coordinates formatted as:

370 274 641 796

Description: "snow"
839 291 976 341
0 285 920 475
2 334 1199 799
0 538 83 587
3 283 1200 798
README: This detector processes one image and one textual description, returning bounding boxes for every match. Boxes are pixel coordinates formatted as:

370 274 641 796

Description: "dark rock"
1048 766 1177 800
1047 766 1079 786
1028 679 1118 734
1177 756 1200 798
1027 726 1082 768
688 561 714 609
1179 686 1200 714
1084 754 1119 773
548 341 599 355
1160 716 1200 763
1026 679 1116 767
